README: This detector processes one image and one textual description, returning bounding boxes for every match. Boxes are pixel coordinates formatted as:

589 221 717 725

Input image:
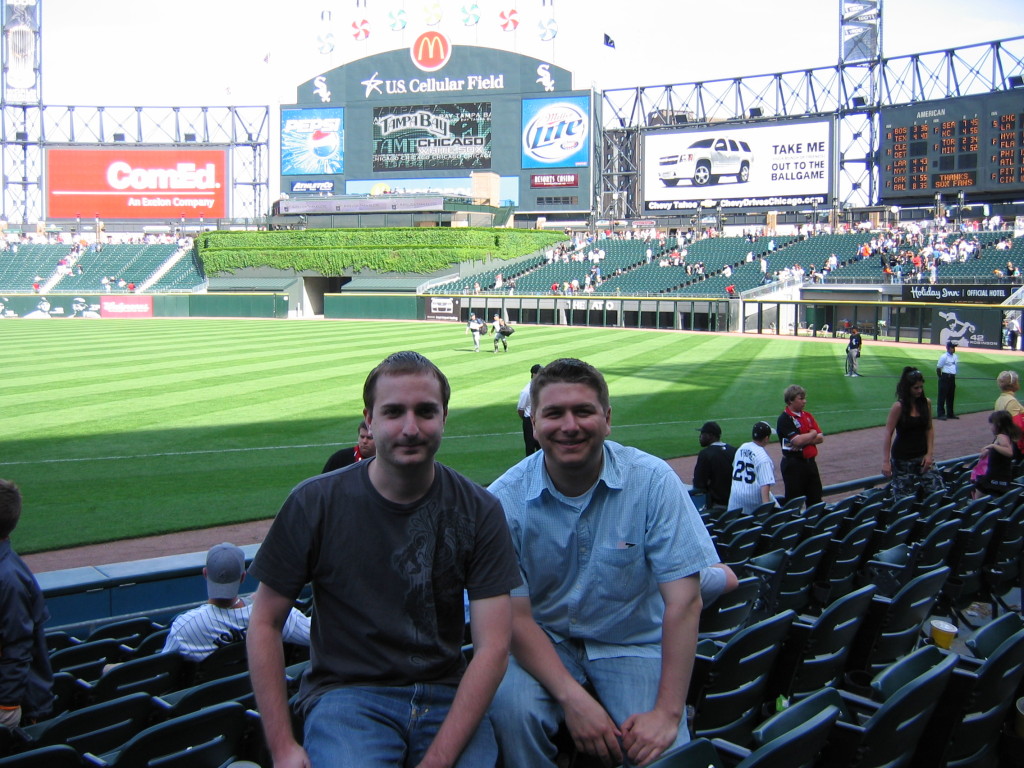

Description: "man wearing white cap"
162 542 309 662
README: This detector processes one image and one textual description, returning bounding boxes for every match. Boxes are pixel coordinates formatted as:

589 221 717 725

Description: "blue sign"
521 96 590 169
290 180 335 194
281 108 345 176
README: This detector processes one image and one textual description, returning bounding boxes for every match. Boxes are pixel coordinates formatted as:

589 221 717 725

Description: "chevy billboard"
642 119 833 212
46 148 228 219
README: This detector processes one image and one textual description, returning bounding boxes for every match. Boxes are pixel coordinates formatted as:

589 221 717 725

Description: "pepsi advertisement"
521 96 590 170
281 108 345 176
372 102 491 171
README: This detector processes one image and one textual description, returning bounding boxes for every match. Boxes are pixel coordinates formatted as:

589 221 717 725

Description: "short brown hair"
531 358 610 413
0 479 23 539
784 384 806 405
363 352 451 413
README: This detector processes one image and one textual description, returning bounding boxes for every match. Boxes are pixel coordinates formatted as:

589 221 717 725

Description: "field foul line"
0 405 910 467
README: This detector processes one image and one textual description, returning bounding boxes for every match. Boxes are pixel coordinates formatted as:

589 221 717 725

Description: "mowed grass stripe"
1 319 1003 554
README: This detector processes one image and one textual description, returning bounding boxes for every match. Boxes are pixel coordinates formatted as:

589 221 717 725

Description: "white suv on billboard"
658 135 753 187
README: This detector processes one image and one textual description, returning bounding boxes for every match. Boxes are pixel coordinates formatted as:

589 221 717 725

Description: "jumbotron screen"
880 91 1024 201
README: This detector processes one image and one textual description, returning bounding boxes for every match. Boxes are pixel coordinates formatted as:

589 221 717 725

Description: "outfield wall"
3 292 1010 347
326 292 732 331
0 293 290 319
743 298 1011 348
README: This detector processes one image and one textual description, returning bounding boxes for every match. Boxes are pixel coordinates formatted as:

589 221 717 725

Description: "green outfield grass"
0 319 1005 553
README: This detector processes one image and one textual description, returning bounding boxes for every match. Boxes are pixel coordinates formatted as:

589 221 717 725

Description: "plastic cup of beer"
930 619 958 649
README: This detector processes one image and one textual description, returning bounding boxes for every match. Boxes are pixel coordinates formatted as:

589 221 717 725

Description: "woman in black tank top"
882 366 945 501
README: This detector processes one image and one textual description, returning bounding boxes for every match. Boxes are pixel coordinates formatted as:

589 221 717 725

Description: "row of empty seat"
6 460 1023 768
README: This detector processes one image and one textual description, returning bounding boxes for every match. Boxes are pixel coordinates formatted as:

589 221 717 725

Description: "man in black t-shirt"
692 421 737 512
248 352 521 768
321 419 376 473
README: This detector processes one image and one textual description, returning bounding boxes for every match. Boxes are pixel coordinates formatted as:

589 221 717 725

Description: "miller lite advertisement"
46 148 227 219
372 102 491 171
281 107 345 176
521 96 590 169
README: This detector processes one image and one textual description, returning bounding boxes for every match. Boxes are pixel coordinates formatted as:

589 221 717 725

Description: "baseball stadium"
3 1 1024 765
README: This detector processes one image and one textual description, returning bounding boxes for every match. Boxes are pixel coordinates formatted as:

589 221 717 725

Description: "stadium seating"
846 566 951 673
25 451 1024 768
0 243 205 295
0 744 88 767
924 622 1024 767
647 739 723 767
91 701 258 768
819 646 957 768
18 693 161 757
698 576 761 642
689 610 796 742
74 652 186 706
710 687 841 768
770 585 877 701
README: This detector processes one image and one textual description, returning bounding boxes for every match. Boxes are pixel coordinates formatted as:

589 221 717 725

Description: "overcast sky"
37 0 1024 107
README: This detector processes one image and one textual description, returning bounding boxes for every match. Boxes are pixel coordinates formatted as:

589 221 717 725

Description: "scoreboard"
880 91 1024 201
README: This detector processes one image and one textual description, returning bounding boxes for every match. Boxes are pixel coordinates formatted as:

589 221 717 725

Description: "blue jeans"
304 684 497 768
490 641 688 767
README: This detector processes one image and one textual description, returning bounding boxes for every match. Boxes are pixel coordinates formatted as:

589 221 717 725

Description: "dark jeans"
780 455 823 507
522 416 540 455
937 373 956 417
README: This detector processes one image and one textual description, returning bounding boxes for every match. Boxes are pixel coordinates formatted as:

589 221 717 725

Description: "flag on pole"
603 33 615 49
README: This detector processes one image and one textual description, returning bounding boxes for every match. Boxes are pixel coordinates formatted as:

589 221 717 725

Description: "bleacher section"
424 231 1024 299
425 254 546 294
147 252 207 292
0 244 205 295
0 245 64 292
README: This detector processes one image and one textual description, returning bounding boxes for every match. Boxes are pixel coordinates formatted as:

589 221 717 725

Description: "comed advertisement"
46 148 228 219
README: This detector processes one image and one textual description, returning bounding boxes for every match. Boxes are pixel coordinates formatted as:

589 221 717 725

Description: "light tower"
1 0 43 226
839 1 883 206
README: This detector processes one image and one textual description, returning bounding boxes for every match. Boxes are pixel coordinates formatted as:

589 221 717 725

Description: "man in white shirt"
936 341 959 420
163 543 310 662
727 422 778 514
516 364 542 456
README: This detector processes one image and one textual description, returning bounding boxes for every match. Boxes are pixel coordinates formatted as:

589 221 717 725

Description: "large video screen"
46 147 228 219
372 102 492 171
281 108 345 176
880 91 1024 201
642 119 832 213
282 38 593 212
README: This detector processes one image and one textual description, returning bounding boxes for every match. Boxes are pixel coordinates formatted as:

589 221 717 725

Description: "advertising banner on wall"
642 119 832 212
0 294 153 318
902 284 1016 304
281 107 345 176
372 102 491 171
521 96 590 170
424 295 461 322
46 148 228 219
929 306 1000 349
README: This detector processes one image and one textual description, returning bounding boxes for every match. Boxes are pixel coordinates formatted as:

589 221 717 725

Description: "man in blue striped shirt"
488 358 718 768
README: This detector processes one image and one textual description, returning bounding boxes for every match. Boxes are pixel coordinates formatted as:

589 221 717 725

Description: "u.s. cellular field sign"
280 31 595 213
